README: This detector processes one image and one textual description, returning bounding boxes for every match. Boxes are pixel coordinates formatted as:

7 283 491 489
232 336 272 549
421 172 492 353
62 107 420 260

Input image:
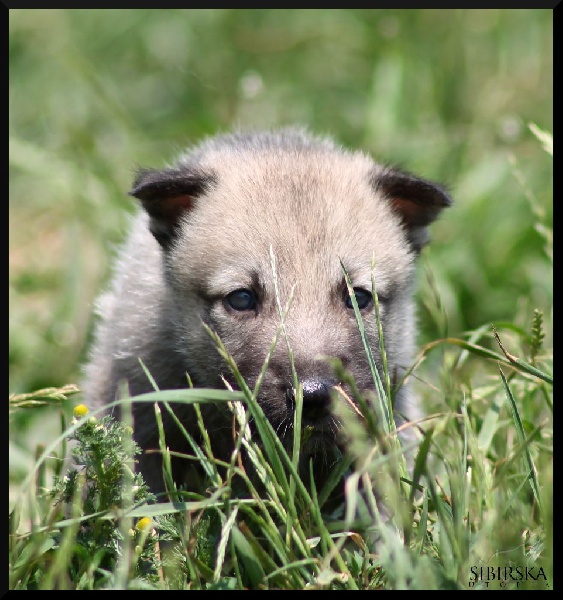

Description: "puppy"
83 128 451 498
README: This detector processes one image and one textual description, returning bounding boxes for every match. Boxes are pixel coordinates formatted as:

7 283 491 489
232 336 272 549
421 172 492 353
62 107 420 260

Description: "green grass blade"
498 367 542 512
476 388 504 453
231 524 266 588
214 506 240 583
340 261 391 434
422 337 553 384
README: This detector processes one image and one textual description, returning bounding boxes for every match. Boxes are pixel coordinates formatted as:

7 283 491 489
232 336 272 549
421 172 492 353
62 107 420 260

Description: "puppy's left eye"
225 288 257 311
344 287 372 310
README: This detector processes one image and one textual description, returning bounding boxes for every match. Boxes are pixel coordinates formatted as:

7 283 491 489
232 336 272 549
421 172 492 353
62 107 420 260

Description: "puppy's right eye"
225 289 257 311
344 287 373 310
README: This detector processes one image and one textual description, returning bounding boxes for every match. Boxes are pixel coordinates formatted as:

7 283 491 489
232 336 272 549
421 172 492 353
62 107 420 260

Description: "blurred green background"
9 9 552 395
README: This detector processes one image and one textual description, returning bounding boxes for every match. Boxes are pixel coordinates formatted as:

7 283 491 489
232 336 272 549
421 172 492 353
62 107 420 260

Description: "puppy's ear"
130 167 216 249
372 167 452 253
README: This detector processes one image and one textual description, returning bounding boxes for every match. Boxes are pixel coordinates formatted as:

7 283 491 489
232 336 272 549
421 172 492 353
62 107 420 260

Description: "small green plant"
9 404 160 589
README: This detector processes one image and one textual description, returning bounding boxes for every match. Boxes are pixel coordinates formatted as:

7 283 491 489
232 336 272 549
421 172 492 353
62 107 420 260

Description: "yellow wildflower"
73 404 89 418
136 517 153 532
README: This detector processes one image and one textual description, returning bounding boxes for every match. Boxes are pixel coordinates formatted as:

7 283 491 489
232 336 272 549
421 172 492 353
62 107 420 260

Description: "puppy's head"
130 129 451 461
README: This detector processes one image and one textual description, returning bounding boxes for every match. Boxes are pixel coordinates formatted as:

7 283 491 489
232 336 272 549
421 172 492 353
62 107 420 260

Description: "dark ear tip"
374 167 453 210
128 168 166 201
128 183 145 200
434 183 454 207
412 176 454 209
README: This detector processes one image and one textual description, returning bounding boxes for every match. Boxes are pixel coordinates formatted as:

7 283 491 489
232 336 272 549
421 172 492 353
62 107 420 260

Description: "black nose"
294 378 335 422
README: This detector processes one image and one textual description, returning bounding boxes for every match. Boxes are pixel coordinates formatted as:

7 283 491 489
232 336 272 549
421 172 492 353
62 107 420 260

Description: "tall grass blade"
340 261 391 434
423 337 552 384
214 506 239 583
498 367 542 512
231 523 266 588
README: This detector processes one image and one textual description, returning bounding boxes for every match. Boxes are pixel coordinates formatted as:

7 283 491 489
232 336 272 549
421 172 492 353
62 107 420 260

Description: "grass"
8 299 553 589
9 8 552 590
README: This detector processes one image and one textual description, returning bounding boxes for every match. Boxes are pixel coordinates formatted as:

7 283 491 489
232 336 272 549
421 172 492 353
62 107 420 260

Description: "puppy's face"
131 134 450 459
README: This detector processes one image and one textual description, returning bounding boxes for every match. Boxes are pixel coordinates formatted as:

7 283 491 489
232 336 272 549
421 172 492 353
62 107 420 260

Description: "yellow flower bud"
73 404 89 418
136 517 153 532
